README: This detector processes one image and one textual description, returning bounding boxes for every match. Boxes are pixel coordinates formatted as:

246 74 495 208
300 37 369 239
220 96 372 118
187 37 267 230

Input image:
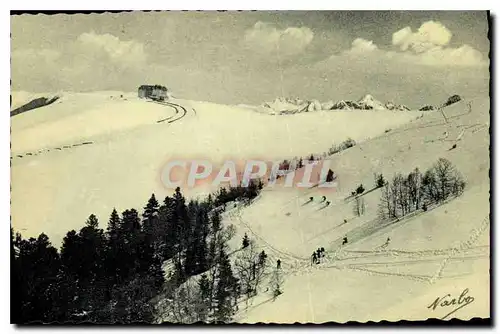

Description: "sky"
11 11 490 108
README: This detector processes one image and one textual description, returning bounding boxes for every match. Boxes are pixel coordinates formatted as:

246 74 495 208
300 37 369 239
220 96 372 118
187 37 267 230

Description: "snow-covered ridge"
11 90 425 246
262 94 414 114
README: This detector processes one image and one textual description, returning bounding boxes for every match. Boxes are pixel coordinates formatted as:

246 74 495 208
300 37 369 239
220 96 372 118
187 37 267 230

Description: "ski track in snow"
11 98 184 160
11 93 490 322
231 196 489 285
230 100 490 321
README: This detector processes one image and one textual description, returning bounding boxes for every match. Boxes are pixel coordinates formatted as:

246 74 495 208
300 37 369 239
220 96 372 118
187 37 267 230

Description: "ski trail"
429 215 490 284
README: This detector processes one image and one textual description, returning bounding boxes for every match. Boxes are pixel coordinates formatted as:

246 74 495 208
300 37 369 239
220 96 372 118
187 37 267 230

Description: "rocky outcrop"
385 102 411 111
331 100 362 110
442 94 462 107
419 105 435 111
358 94 385 110
11 96 60 117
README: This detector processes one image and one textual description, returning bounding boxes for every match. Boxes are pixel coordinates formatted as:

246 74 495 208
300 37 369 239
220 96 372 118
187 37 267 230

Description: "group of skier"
311 247 326 265
308 195 331 207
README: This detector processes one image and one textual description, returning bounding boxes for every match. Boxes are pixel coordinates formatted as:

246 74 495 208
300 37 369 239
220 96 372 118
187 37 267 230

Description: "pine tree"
104 208 121 295
197 274 211 322
141 194 162 277
216 187 228 207
297 157 303 169
258 250 268 266
184 202 209 276
214 251 239 323
16 233 61 323
159 196 176 259
75 215 108 317
270 267 284 299
171 187 189 282
118 209 143 278
326 169 335 182
143 194 159 221
86 214 99 228
11 227 22 323
375 173 386 188
107 208 120 240
206 194 214 210
245 179 259 200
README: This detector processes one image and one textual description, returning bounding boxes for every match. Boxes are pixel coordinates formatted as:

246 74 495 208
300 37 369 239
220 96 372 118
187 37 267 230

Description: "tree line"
377 158 466 221
11 179 263 324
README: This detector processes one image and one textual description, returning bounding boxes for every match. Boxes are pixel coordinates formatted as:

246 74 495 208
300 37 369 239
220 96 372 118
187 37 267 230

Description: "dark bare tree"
353 196 365 217
234 240 268 307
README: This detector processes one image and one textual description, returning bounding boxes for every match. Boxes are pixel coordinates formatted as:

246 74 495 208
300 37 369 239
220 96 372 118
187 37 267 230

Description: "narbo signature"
427 288 475 320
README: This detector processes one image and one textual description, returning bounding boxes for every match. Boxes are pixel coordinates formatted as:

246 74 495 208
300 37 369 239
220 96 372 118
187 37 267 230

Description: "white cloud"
346 38 378 55
244 21 314 56
392 21 452 53
329 22 487 68
386 45 487 68
319 31 487 73
389 22 486 67
76 32 147 68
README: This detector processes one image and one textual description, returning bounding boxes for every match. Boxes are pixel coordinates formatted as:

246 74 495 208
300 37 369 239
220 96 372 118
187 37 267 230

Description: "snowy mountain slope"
10 92 423 246
10 92 489 323
224 97 490 323
11 92 176 154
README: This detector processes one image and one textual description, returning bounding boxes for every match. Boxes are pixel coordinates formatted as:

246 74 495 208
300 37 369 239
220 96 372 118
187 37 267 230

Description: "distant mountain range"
262 94 462 115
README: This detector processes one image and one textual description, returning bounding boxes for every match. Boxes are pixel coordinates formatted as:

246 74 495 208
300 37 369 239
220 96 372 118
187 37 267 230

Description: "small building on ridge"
138 85 168 101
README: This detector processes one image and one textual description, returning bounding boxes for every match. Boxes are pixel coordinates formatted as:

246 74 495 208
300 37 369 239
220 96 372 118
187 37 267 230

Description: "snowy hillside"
10 91 489 323
221 97 490 323
11 91 424 246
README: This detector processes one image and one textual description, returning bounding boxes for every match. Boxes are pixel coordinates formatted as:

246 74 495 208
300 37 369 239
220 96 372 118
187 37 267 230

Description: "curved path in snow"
154 100 188 123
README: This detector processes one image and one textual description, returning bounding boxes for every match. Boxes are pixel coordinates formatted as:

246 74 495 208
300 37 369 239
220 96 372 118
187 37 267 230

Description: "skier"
342 236 348 245
315 250 321 264
322 195 327 202
311 252 317 265
310 197 313 202
344 219 347 224
326 201 331 206
320 247 325 257
380 237 391 249
277 259 281 269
